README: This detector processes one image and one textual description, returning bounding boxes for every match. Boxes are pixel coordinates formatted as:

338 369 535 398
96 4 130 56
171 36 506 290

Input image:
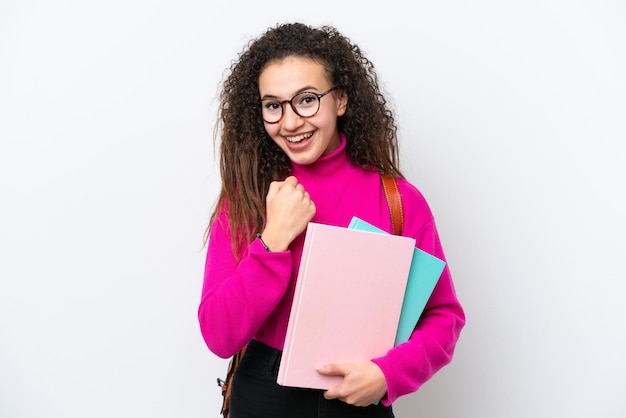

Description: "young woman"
198 22 465 418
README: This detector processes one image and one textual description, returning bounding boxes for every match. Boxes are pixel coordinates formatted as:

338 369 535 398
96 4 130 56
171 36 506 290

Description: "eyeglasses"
261 87 338 124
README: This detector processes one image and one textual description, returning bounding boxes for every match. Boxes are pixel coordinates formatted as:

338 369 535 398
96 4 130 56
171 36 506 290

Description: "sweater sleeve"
371 184 466 405
197 209 293 358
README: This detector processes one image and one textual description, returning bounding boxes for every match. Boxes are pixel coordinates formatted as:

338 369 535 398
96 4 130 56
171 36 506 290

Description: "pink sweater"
198 136 465 405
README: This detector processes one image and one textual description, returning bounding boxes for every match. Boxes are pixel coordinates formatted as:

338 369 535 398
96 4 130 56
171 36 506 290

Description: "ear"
336 89 348 117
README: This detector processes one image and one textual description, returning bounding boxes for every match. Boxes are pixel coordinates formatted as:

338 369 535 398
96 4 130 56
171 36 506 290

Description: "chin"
286 152 321 166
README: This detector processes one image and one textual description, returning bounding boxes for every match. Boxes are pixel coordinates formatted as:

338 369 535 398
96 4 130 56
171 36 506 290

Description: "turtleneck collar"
290 132 349 179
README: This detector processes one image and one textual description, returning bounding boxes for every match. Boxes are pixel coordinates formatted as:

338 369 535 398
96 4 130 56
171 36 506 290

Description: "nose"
281 103 304 130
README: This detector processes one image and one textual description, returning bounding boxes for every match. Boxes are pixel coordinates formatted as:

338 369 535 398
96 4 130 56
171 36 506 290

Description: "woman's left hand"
317 361 388 407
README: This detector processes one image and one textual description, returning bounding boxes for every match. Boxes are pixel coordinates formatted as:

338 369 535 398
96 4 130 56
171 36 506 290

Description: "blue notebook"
348 217 446 345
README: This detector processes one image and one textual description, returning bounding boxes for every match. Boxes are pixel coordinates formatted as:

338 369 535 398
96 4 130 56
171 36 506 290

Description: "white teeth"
286 133 312 143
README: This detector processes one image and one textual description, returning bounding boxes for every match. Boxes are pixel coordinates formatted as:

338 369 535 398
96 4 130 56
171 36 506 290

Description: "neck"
290 133 348 179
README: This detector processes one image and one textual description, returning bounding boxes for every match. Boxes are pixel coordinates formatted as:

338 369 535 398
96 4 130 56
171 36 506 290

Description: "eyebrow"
260 86 320 100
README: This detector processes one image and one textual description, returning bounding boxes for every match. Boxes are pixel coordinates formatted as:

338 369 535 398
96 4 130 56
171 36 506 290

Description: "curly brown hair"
207 22 404 256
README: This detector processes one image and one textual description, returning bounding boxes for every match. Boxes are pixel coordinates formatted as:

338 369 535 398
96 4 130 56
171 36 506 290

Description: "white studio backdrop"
1 1 624 417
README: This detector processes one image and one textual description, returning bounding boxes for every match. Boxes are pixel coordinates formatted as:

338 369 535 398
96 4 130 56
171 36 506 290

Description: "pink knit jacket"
198 135 465 405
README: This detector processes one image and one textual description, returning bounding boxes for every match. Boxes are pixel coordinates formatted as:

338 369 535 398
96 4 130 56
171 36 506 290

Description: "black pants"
230 339 395 418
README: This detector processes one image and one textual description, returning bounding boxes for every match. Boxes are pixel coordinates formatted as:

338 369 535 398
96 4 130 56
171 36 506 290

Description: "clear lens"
292 93 320 117
262 101 283 123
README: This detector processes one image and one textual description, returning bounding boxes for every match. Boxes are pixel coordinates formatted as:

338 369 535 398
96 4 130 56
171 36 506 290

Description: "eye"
263 101 281 111
296 93 318 106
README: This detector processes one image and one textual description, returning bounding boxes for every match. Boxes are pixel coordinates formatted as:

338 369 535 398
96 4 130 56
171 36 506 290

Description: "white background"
1 1 625 417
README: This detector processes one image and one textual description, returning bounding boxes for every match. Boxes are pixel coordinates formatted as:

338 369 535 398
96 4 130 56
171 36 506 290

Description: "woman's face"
258 56 347 166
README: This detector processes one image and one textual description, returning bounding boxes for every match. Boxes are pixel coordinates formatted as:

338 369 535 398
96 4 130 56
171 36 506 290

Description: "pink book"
277 222 416 389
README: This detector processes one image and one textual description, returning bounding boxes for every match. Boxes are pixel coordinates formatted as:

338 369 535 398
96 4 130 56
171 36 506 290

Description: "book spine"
277 223 316 384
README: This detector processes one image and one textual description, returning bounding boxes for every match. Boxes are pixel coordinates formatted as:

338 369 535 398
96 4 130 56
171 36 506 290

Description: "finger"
323 387 340 400
316 363 348 377
282 175 298 188
266 180 282 201
321 379 344 400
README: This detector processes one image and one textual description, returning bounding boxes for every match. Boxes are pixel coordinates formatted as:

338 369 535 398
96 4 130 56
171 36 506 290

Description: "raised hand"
260 176 316 251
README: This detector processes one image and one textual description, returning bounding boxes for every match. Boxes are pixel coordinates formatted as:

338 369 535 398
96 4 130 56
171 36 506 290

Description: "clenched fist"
260 176 316 251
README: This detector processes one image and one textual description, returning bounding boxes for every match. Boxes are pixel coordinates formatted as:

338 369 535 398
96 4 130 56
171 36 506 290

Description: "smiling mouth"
286 132 313 143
